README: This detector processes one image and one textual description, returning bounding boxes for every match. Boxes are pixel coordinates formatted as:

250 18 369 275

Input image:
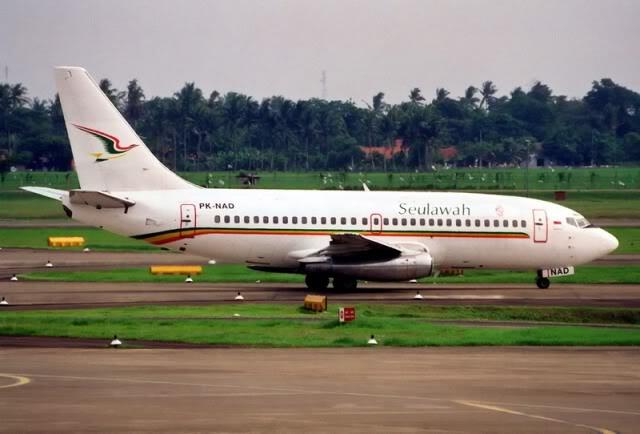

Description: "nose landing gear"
536 270 550 289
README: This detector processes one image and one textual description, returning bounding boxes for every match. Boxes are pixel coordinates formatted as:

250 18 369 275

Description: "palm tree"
479 81 497 110
124 79 145 128
409 88 425 104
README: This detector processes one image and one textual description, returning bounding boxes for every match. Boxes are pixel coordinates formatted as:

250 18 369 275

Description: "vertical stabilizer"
54 66 195 191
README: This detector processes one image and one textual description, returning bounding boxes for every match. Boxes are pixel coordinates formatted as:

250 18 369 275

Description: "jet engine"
304 253 433 282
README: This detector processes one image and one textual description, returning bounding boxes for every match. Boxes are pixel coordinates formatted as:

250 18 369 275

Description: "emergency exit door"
180 204 197 238
532 209 548 243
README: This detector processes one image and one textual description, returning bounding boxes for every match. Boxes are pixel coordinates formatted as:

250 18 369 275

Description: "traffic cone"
110 335 122 347
234 292 245 301
367 334 378 345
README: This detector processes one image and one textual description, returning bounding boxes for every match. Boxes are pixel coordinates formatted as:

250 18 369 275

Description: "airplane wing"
300 233 402 263
68 190 136 209
20 186 67 201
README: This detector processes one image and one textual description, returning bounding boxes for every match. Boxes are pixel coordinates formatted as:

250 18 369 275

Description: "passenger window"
373 217 380 225
311 217 317 224
253 216 259 224
383 218 389 225
234 216 240 224
273 216 279 224
446 219 452 226
419 218 425 226
512 220 518 227
321 217 326 224
331 217 336 225
455 219 461 227
392 218 398 225
484 219 490 227
475 219 480 227
465 219 471 227
437 219 443 226
409 218 415 226
340 217 346 225
351 217 356 225
283 216 289 224
521 220 527 227
503 220 508 227
214 215 221 223
224 216 230 223
263 216 269 224
429 218 435 226
292 217 298 224
362 217 368 225
493 220 499 227
244 216 250 224
401 218 407 226
302 217 308 224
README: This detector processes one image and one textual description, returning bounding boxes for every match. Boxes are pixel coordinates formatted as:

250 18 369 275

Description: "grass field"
3 167 640 192
1 304 638 347
21 264 640 285
2 226 638 254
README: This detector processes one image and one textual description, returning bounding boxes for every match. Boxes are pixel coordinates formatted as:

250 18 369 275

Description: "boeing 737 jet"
23 67 619 290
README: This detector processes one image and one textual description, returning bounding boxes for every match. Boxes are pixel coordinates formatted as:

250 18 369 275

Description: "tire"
333 276 358 291
305 274 329 291
536 277 550 289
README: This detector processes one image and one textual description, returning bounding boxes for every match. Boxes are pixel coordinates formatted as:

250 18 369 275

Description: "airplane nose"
601 230 619 255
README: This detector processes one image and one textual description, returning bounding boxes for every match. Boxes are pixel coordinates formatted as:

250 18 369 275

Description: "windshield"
566 216 591 228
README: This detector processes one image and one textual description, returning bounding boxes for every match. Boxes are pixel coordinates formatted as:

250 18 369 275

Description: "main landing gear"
535 270 550 289
304 275 358 291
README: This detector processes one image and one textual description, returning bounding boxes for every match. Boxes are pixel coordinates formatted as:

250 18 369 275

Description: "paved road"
0 347 638 433
2 281 640 308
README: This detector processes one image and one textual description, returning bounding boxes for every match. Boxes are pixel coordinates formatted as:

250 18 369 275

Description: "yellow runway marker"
455 400 616 434
0 374 31 389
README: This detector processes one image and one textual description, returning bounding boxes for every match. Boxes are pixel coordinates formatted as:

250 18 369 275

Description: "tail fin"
54 66 195 191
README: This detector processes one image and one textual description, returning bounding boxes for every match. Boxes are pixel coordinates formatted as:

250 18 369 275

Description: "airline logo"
74 124 138 162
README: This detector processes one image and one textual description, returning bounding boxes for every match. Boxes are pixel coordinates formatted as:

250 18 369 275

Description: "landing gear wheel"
536 277 550 289
333 277 358 291
305 274 329 291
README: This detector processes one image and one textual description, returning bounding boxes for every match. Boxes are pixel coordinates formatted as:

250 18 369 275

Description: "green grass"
3 168 640 191
0 191 67 219
0 227 159 251
21 264 640 285
1 304 639 346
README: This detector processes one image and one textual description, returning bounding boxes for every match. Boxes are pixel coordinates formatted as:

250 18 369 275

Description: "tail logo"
74 125 138 162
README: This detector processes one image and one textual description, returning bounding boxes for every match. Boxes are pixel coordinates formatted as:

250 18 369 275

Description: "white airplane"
23 67 619 290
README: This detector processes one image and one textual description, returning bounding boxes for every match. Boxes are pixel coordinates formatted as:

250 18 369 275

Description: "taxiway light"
83 247 91 252
45 260 53 268
185 275 194 283
235 292 245 301
110 335 122 348
10 274 18 281
0 297 8 305
413 291 424 300
367 335 378 345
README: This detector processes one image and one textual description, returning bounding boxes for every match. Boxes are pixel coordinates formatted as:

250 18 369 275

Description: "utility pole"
320 70 327 100
525 139 531 197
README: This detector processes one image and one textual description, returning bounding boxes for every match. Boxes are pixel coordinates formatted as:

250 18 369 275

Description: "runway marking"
0 373 31 389
473 400 640 416
455 400 616 434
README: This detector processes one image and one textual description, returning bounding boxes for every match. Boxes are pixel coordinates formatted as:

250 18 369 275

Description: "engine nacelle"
304 253 434 282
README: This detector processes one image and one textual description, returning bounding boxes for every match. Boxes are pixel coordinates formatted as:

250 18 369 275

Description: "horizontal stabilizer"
20 186 66 201
69 190 135 209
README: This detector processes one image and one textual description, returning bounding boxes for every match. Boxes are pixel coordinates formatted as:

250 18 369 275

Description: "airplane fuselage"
64 188 617 273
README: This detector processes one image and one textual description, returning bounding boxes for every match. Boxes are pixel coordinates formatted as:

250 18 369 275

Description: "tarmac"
0 347 638 433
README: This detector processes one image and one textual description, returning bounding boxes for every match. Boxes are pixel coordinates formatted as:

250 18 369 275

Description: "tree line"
1 75 640 174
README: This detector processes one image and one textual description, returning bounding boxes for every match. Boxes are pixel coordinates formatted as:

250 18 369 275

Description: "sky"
1 0 639 105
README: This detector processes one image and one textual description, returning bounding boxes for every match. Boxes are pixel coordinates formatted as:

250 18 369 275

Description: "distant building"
359 139 406 160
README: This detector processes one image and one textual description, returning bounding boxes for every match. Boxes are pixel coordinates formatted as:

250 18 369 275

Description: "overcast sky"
1 0 639 105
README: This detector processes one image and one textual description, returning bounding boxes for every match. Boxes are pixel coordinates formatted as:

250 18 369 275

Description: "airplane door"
370 213 383 234
180 204 197 238
532 209 548 243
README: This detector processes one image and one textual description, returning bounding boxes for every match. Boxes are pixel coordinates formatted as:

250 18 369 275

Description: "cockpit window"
566 217 577 227
576 217 590 228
